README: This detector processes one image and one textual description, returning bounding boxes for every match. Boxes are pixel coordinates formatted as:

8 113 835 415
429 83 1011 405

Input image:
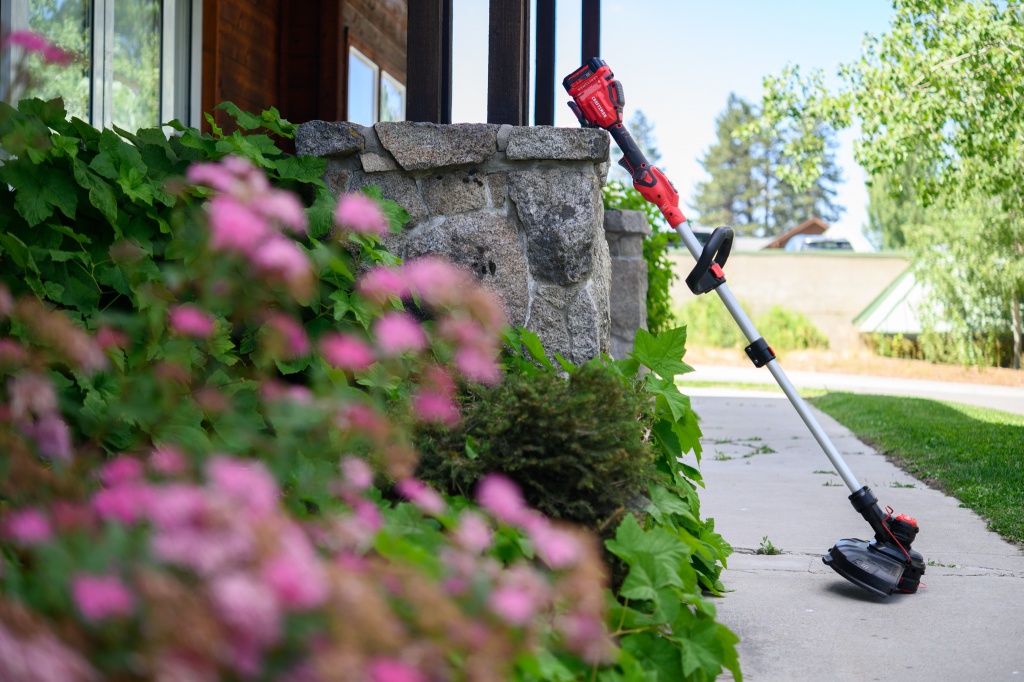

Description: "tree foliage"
758 0 1024 368
692 93 843 237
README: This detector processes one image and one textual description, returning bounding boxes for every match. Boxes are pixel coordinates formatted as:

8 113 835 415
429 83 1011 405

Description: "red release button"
710 264 724 278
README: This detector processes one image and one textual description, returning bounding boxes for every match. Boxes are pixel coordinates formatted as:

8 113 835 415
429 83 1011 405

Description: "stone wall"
296 121 613 365
604 210 650 359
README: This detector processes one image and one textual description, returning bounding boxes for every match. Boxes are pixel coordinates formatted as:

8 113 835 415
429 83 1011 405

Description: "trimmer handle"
563 59 686 228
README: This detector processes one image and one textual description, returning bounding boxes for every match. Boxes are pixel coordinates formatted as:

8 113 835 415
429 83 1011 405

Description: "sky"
450 0 895 250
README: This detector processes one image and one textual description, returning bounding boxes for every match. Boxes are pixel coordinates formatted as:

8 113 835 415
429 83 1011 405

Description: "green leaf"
0 233 39 273
275 155 326 184
646 375 691 423
215 101 264 131
307 187 337 240
518 328 556 371
631 326 693 380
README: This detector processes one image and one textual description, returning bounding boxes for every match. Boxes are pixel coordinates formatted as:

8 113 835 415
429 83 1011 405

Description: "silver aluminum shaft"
675 222 863 493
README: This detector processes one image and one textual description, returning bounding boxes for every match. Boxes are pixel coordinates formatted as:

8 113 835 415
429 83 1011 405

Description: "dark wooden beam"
407 0 452 123
534 0 556 126
487 0 530 125
581 0 600 63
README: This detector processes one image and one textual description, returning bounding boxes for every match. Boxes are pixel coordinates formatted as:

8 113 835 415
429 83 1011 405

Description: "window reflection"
380 70 404 122
348 47 378 126
25 0 91 121
112 0 162 130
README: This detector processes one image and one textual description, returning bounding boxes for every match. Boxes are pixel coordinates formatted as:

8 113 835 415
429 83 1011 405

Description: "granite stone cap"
604 209 652 236
374 122 499 171
295 120 365 159
505 126 610 161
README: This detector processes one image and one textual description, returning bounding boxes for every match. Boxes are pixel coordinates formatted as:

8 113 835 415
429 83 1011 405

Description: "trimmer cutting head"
824 487 926 597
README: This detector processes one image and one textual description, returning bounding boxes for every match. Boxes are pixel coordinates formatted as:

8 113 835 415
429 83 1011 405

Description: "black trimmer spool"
823 486 926 597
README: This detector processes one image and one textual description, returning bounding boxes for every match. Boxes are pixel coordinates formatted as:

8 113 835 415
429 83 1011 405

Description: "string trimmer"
563 58 925 598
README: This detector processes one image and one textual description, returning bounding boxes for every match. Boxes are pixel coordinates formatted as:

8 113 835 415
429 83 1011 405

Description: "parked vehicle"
785 235 854 252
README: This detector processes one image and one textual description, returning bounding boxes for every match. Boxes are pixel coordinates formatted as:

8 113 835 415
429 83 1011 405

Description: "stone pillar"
603 209 650 359
295 121 612 366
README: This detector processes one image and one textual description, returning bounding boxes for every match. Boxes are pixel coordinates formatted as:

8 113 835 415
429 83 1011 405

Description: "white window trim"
1 0 202 130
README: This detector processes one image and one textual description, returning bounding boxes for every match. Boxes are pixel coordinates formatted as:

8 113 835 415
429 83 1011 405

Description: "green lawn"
810 393 1024 546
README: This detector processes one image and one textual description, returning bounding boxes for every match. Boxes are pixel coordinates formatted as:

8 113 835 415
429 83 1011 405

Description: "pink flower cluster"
8 371 72 462
85 451 334 674
334 192 388 237
187 156 312 298
168 304 215 339
2 30 74 65
354 257 506 384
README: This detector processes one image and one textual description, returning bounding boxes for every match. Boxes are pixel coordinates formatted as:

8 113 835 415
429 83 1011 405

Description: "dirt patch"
684 346 1024 388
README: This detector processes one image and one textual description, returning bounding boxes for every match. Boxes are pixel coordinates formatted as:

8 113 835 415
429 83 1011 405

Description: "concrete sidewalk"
690 388 1024 682
685 363 1024 416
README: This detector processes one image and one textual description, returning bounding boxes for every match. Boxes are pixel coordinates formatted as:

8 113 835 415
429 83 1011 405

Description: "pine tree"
691 94 843 236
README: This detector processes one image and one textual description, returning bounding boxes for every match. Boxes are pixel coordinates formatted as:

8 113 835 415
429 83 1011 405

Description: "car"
785 235 853 252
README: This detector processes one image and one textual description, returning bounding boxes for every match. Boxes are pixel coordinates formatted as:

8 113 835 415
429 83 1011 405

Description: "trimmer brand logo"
590 96 607 118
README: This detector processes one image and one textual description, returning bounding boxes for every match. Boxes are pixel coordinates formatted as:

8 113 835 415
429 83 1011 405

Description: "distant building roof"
854 267 948 335
763 217 829 250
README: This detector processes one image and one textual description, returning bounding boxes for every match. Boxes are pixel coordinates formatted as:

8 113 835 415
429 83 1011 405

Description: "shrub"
416 361 657 531
678 295 830 351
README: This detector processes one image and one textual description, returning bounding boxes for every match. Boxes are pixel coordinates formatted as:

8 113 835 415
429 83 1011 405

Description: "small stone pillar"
295 120 613 366
603 209 650 359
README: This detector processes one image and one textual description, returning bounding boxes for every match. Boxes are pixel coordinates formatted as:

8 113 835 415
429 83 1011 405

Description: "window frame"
347 45 380 126
1 0 203 130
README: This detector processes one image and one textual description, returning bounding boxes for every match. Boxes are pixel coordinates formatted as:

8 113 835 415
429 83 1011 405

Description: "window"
1 0 202 130
347 45 405 125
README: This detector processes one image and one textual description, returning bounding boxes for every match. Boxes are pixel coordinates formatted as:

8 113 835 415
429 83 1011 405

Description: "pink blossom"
252 192 307 234
527 522 582 569
319 333 374 372
24 414 73 462
71 574 134 622
99 456 144 486
252 236 311 285
9 372 57 419
147 483 208 529
374 312 427 355
95 326 128 349
402 257 467 306
206 456 279 517
352 500 383 533
335 403 387 439
0 338 26 365
261 381 314 404
454 512 492 553
412 389 460 426
92 481 153 525
334 193 387 236
477 474 528 525
489 586 536 625
0 618 98 681
395 479 446 516
264 313 310 357
188 160 243 194
3 508 52 544
4 31 74 64
169 304 215 338
261 551 329 610
149 446 188 476
210 572 282 646
367 658 428 682
557 613 611 663
356 267 408 304
421 365 456 396
152 523 255 576
340 456 374 490
454 346 502 385
207 196 270 254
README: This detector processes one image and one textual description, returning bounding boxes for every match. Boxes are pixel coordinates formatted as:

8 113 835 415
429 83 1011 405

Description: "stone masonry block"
604 209 652 236
509 170 600 285
403 213 529 327
350 171 429 221
295 121 365 158
375 122 498 171
505 126 610 161
609 258 648 338
420 170 488 215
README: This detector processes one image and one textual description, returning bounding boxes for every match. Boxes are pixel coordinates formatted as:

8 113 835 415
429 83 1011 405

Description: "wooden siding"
203 0 407 132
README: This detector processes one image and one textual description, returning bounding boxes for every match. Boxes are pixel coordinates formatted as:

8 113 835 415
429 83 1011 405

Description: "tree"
691 93 843 237
758 0 1024 368
863 156 932 250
